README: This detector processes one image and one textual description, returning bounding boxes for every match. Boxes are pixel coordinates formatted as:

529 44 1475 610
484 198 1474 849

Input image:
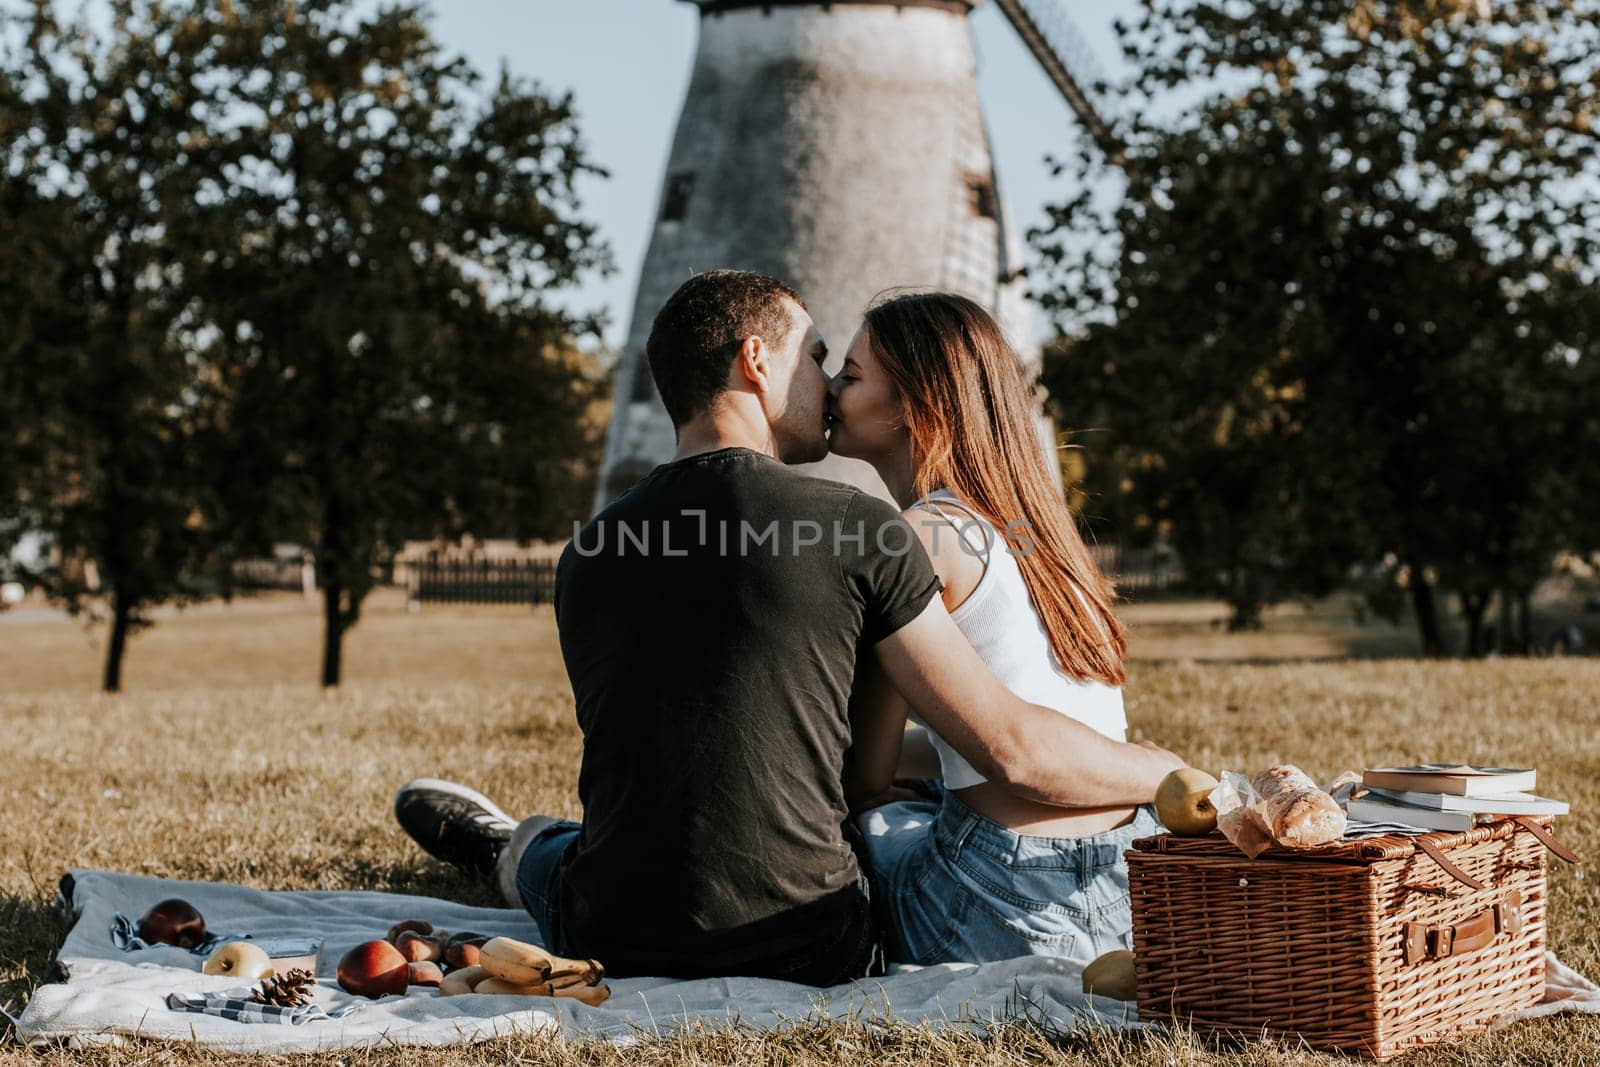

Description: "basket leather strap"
1413 836 1488 890
1511 815 1581 865
1403 890 1524 964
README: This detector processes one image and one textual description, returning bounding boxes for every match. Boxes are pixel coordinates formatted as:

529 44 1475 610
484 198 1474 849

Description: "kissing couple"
396 269 1185 983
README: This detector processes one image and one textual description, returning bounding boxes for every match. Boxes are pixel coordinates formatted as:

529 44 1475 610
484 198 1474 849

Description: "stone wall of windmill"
597 2 1055 510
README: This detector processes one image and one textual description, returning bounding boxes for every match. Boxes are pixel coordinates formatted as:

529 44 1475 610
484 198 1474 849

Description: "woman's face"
827 326 910 463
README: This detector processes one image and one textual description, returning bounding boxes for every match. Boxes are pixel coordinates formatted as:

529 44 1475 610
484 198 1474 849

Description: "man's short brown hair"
645 270 805 427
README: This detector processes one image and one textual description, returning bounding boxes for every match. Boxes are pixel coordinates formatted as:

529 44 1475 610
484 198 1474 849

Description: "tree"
1035 0 1600 649
0 60 43 564
179 0 612 686
3 1 222 689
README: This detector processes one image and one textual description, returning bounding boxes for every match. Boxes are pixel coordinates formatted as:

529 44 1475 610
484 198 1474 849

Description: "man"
396 270 1182 984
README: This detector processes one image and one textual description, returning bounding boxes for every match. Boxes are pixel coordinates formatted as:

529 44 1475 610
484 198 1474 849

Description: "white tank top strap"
910 489 992 565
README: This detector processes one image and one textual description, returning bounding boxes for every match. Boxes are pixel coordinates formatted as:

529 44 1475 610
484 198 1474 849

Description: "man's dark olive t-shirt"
552 447 941 976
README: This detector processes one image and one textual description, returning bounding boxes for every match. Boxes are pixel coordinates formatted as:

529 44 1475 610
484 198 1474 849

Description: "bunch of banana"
439 936 610 1006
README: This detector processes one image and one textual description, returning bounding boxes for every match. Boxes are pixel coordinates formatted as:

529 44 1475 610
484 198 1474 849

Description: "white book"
1365 787 1569 816
1347 797 1481 832
1362 765 1536 797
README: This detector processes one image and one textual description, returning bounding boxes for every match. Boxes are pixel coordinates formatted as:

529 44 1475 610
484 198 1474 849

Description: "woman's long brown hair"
863 291 1127 686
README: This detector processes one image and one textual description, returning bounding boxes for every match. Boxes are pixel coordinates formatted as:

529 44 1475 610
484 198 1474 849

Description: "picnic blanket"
15 870 1596 1051
14 870 1145 1051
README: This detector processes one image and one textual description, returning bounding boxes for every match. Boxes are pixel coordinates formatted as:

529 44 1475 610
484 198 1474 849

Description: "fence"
407 558 558 606
231 557 314 594
1089 543 1188 595
405 547 1180 605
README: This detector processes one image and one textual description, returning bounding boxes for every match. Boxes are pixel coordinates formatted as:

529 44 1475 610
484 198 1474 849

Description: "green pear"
1082 949 1138 1001
1155 767 1221 836
202 940 274 980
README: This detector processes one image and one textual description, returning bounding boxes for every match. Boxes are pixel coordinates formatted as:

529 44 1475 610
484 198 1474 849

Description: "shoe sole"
393 777 517 830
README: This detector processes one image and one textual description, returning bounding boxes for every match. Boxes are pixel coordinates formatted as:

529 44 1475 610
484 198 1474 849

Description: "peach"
395 930 443 963
385 919 433 944
443 939 482 970
407 961 444 987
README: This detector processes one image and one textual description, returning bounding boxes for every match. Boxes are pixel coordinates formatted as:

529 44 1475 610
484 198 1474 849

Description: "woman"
829 290 1158 967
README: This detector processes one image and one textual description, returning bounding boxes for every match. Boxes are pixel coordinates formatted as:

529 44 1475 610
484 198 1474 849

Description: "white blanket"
18 870 1595 1052
16 870 1142 1051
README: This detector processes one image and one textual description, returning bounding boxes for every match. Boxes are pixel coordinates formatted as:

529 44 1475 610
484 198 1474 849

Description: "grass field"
2 591 1597 1065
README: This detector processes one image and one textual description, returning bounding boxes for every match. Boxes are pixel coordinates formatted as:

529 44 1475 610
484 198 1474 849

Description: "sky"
430 0 1142 348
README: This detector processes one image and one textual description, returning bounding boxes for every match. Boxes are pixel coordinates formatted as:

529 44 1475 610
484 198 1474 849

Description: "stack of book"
1347 764 1569 832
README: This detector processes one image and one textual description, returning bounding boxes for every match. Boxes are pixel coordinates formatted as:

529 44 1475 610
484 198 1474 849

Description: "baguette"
1251 765 1345 847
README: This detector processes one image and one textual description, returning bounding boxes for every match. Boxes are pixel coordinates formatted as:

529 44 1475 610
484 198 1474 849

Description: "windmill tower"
596 0 1119 509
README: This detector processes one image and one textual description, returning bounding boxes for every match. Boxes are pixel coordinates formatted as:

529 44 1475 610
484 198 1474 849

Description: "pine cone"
251 968 317 1008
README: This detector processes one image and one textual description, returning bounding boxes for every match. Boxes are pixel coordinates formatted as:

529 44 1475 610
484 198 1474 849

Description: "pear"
1082 949 1138 1001
203 940 275 980
1155 767 1221 836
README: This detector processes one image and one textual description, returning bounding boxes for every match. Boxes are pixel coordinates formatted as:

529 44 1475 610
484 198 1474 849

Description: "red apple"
137 898 207 948
407 961 444 987
337 939 409 999
395 931 443 963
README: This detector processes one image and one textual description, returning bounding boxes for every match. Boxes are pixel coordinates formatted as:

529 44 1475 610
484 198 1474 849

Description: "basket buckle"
1402 890 1524 964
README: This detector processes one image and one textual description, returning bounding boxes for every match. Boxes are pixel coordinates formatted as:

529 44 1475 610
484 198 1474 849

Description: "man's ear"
733 335 770 394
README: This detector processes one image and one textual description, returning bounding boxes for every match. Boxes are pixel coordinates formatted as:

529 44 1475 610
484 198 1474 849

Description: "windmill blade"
993 0 1129 171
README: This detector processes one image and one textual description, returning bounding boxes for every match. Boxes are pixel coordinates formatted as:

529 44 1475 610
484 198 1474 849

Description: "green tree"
3 1 221 688
179 0 611 685
0 59 43 563
1036 0 1599 650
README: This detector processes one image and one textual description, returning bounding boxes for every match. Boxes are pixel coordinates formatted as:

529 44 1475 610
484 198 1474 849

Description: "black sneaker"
393 778 516 881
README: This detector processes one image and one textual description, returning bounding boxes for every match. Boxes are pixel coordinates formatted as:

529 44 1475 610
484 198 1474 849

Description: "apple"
407 961 444 987
203 941 274 980
1082 949 1138 1001
395 931 443 963
336 939 409 999
137 898 207 948
1155 767 1221 836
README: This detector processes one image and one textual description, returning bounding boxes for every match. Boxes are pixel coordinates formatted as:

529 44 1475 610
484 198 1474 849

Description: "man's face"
762 299 831 465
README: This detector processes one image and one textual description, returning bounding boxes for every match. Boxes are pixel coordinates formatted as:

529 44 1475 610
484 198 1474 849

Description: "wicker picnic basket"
1127 816 1574 1060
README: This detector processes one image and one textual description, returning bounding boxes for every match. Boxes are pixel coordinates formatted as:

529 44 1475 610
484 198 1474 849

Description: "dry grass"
1 593 1597 1064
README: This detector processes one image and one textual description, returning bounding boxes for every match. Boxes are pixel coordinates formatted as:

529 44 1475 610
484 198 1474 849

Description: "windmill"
595 0 1120 510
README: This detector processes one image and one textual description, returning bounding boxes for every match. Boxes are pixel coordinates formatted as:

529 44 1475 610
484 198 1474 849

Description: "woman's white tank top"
907 489 1127 789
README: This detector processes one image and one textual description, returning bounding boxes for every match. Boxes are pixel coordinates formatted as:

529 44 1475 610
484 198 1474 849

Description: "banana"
553 957 605 984
474 976 553 996
547 958 605 986
467 968 612 1005
478 937 554 985
541 952 605 983
552 983 611 1007
438 964 486 997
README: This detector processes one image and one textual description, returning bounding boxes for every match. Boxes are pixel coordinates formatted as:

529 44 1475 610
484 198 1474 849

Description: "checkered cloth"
109 913 318 961
164 991 356 1025
110 913 232 956
1342 819 1431 839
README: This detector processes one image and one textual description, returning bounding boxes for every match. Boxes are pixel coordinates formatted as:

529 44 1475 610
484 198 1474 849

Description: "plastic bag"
1210 769 1359 858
